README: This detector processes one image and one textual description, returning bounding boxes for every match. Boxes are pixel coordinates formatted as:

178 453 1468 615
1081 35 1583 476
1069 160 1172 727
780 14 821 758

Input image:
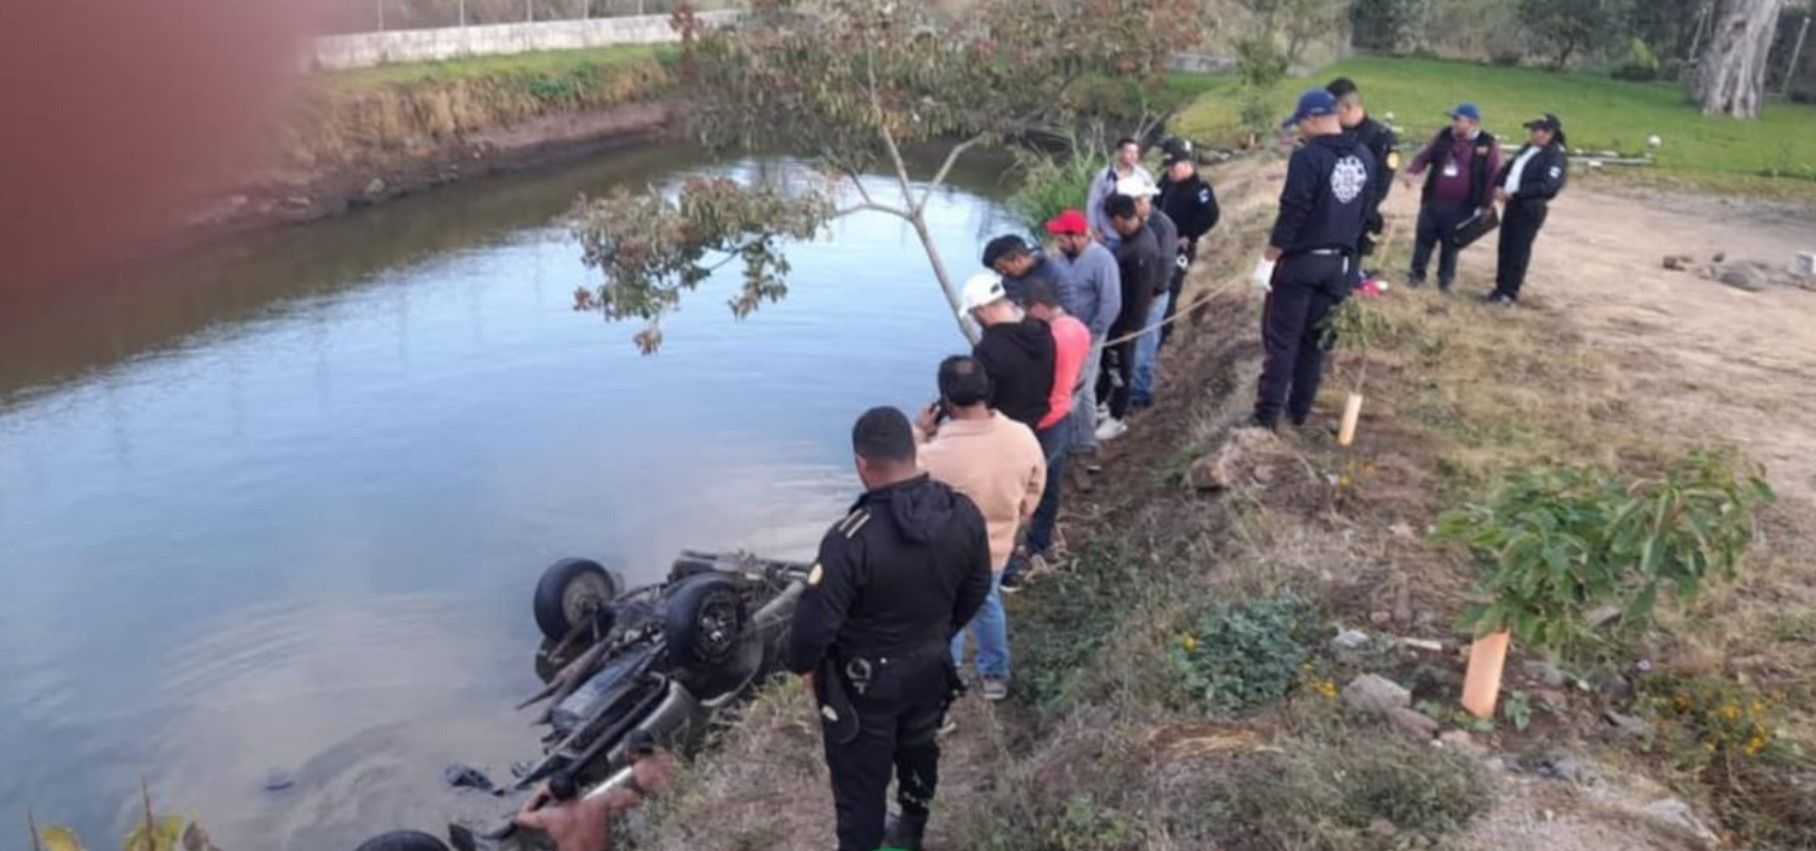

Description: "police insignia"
1331 155 1367 204
1386 151 1402 170
1549 166 1562 178
808 562 823 585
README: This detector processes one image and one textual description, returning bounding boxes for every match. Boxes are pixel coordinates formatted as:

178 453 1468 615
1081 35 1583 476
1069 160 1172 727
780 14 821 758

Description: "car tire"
664 573 746 671
354 830 449 851
533 558 622 643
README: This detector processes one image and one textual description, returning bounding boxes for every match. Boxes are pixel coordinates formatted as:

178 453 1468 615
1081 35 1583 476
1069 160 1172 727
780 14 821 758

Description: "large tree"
1693 0 1785 117
569 0 1206 351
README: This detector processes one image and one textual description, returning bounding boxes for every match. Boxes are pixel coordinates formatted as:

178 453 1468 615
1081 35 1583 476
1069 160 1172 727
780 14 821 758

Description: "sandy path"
1380 183 1816 507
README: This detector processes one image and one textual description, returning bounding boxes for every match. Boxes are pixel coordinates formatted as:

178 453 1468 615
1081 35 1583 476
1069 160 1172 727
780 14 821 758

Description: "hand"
1494 188 1509 204
915 402 940 438
1263 246 1283 262
1400 174 1415 191
1250 256 1276 293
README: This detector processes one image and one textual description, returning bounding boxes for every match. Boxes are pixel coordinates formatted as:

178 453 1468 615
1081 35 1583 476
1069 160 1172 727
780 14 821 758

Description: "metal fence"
323 0 745 35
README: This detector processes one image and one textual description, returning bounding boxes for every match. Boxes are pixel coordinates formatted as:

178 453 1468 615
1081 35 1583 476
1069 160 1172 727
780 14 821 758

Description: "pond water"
0 145 1017 847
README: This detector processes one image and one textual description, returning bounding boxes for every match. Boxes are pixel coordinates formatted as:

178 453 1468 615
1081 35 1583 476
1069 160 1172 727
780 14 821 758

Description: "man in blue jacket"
1251 90 1375 431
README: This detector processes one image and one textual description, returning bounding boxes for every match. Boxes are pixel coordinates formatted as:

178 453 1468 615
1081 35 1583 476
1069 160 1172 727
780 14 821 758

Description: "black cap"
1523 113 1562 132
981 234 1030 267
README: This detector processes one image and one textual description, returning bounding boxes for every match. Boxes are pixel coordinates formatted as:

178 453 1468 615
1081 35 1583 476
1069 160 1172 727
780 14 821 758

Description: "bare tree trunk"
1694 0 1785 118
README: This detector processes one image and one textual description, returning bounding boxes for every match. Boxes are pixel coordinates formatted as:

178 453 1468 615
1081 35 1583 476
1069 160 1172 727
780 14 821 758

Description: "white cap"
1114 175 1159 198
961 271 1007 312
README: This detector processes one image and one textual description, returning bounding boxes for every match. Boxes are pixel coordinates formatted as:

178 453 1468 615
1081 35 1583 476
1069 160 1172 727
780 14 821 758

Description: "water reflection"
0 145 1016 846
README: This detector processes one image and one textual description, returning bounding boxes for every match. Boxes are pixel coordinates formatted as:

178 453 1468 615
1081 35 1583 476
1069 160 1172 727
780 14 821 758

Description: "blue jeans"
951 572 1009 679
1026 423 1071 555
1131 291 1173 405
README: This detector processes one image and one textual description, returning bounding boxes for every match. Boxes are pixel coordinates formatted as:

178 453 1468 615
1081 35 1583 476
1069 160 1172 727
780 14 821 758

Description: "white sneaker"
1095 418 1127 441
1095 402 1110 423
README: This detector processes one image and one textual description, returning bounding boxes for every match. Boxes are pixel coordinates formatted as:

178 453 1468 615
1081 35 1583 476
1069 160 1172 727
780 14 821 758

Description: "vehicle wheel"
668 553 718 580
533 558 621 643
354 831 449 851
664 573 747 672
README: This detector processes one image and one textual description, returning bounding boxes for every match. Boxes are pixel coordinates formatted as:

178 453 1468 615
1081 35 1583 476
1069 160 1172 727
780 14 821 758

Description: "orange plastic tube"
1461 631 1510 719
1338 392 1364 447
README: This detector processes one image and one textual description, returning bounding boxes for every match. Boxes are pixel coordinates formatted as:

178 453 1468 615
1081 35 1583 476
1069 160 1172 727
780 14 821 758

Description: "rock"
1342 674 1412 716
1392 585 1414 626
1369 610 1392 626
1591 670 1634 702
1712 251 1728 263
1529 750 1598 786
1534 688 1570 711
1439 729 1488 757
1389 521 1416 539
1368 818 1397 839
363 177 387 198
1331 629 1371 651
1585 606 1622 629
1484 756 1508 773
1186 428 1281 491
1387 707 1439 740
1718 265 1769 292
1603 709 1653 741
1637 797 1719 845
1522 659 1567 688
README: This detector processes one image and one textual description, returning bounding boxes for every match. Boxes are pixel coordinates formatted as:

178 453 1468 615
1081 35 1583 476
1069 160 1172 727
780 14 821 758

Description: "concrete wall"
306 11 739 70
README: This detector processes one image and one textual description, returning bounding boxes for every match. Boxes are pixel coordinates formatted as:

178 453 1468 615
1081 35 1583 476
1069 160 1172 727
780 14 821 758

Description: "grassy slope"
1175 55 1816 193
284 45 678 168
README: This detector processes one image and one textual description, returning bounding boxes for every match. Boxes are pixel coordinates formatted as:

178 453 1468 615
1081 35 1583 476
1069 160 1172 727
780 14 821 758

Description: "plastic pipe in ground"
1461 631 1511 719
1337 392 1364 447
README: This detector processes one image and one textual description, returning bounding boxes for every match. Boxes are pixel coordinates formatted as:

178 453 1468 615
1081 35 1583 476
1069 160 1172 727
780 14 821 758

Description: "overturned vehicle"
357 551 811 851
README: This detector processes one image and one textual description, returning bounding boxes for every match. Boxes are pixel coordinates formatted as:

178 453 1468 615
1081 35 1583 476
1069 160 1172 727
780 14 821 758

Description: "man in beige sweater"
914 355 1045 700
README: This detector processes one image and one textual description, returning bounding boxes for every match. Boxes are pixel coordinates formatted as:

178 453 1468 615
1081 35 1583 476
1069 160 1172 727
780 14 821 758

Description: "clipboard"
1454 207 1500 249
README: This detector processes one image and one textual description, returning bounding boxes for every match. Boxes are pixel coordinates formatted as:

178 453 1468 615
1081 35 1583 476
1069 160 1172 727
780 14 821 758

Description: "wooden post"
1460 631 1511 719
1338 392 1364 447
1786 15 1812 97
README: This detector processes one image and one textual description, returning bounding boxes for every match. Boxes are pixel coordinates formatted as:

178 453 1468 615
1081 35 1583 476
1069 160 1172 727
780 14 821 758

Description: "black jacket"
787 475 991 676
1002 253 1070 306
1495 142 1569 204
1269 133 1375 256
1346 115 1398 227
973 317 1056 429
1108 224 1162 339
1158 172 1221 243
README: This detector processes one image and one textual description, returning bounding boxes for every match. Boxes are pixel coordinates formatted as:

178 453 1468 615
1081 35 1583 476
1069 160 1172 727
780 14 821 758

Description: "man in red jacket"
1004 279 1089 591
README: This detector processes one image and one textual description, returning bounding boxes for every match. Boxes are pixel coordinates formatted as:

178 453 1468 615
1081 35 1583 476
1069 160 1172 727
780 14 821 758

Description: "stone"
1331 628 1371 651
363 177 387 197
1534 689 1570 711
1387 707 1440 740
1521 659 1567 688
1188 428 1282 491
1591 670 1634 702
1585 606 1622 629
1637 797 1719 845
1369 610 1393 626
1529 750 1598 786
1439 729 1488 757
1368 818 1397 839
1718 267 1768 291
1603 709 1653 740
1483 756 1508 773
1342 674 1412 716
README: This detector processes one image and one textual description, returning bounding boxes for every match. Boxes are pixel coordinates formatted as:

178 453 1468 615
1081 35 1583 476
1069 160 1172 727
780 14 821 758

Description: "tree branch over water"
571 0 1210 351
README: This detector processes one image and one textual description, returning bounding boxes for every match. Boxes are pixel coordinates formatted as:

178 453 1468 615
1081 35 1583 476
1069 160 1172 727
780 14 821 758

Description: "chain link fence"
322 0 744 35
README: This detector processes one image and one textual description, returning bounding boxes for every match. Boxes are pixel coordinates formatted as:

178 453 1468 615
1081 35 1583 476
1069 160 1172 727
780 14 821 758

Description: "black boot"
883 810 928 850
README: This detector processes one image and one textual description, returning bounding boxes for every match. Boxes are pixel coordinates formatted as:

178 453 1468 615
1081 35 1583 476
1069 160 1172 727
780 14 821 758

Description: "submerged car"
356 550 811 851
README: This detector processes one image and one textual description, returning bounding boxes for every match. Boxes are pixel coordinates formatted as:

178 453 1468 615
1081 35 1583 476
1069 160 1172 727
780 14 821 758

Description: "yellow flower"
1181 634 1200 653
1744 735 1767 756
1720 703 1741 722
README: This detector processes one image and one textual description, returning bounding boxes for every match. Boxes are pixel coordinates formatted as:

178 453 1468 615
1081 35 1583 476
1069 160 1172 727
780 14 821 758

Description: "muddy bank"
188 100 676 234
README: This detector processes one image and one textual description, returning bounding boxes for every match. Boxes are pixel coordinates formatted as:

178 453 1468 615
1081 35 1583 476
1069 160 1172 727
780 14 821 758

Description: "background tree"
1517 0 1622 69
1694 0 1785 117
1348 0 1417 52
569 0 1207 349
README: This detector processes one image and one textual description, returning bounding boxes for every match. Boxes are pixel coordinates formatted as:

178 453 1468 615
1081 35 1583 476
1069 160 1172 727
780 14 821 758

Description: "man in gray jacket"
1044 208 1119 477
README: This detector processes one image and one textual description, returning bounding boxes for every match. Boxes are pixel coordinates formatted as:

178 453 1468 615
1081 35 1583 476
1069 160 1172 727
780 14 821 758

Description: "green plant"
1612 38 1663 81
1171 592 1316 715
1322 296 1393 393
1502 689 1532 731
1007 143 1103 231
27 780 218 851
1232 36 1289 143
1435 448 1775 655
1645 675 1784 768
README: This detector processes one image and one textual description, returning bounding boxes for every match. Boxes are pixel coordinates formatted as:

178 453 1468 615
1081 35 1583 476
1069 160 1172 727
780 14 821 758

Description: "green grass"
1174 55 1816 192
323 44 677 91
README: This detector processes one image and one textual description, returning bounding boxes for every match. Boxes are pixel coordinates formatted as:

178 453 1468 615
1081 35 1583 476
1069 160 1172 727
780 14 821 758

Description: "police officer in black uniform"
787 406 993 851
1487 113 1569 304
1252 90 1375 431
1156 140 1221 345
1326 77 1397 267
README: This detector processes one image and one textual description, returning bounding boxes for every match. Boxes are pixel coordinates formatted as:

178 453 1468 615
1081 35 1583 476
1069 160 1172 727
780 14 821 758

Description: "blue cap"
1280 89 1338 129
1449 102 1482 121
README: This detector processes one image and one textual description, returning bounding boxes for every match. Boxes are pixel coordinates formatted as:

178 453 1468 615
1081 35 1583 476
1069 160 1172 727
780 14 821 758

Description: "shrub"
1435 449 1775 656
1348 0 1417 53
1189 733 1493 847
1171 592 1317 715
1613 38 1663 81
1007 147 1101 232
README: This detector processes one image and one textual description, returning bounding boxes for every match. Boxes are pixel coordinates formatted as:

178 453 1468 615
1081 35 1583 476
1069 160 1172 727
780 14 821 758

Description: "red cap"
1043 209 1088 235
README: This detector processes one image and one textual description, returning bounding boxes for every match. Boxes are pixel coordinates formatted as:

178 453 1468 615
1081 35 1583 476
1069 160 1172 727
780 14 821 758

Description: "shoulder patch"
1386 151 1402 171
841 510 873 540
1548 166 1562 178
807 562 823 586
1197 187 1212 203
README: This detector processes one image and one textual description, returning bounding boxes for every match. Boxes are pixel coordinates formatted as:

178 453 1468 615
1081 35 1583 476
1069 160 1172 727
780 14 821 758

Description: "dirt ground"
1373 183 1816 508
